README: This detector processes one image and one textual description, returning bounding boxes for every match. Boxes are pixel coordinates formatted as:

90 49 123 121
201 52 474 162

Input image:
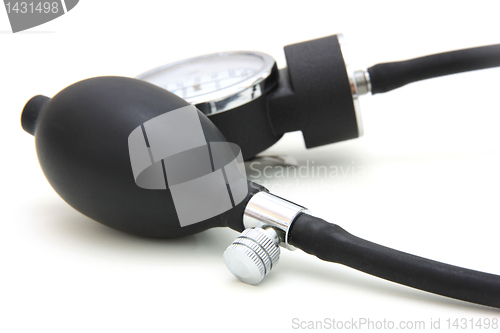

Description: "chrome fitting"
337 33 367 137
353 69 372 96
243 191 308 250
223 227 280 285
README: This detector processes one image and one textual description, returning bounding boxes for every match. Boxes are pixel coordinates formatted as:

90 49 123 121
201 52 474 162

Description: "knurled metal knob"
223 227 280 285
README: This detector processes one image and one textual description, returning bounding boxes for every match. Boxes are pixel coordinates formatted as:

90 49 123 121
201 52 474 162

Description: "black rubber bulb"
21 76 264 238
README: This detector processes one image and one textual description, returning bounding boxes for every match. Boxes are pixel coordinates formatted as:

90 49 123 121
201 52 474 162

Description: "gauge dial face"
137 52 275 108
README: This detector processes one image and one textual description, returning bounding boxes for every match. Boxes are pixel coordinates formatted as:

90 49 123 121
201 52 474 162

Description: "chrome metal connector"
337 34 366 137
353 69 372 96
223 227 280 285
243 191 309 250
223 192 308 285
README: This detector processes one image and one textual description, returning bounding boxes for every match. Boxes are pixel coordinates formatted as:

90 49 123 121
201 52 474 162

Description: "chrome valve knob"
223 227 280 285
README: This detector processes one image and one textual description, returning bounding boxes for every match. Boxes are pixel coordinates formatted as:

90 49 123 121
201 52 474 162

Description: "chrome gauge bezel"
136 51 278 114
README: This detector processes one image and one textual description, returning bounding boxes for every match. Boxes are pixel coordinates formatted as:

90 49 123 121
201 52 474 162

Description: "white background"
1 1 500 332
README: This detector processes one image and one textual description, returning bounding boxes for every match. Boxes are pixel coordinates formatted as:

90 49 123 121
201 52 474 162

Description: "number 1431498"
5 2 59 14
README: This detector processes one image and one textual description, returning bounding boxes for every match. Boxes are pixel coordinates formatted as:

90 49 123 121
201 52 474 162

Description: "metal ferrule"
337 34 371 138
243 192 308 250
353 69 372 96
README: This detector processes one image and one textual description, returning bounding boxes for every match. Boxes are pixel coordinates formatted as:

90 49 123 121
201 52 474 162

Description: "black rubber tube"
288 213 500 308
368 44 500 94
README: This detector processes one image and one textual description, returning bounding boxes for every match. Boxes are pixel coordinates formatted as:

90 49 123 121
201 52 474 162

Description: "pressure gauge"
137 51 279 115
136 35 362 160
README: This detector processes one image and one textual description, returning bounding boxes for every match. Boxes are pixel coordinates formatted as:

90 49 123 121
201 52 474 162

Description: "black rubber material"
208 92 282 161
22 76 265 238
207 63 281 160
289 213 500 308
369 44 500 94
267 35 360 148
21 95 49 135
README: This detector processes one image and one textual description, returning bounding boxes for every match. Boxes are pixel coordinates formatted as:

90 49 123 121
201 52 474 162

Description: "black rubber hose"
368 44 500 94
288 213 500 308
